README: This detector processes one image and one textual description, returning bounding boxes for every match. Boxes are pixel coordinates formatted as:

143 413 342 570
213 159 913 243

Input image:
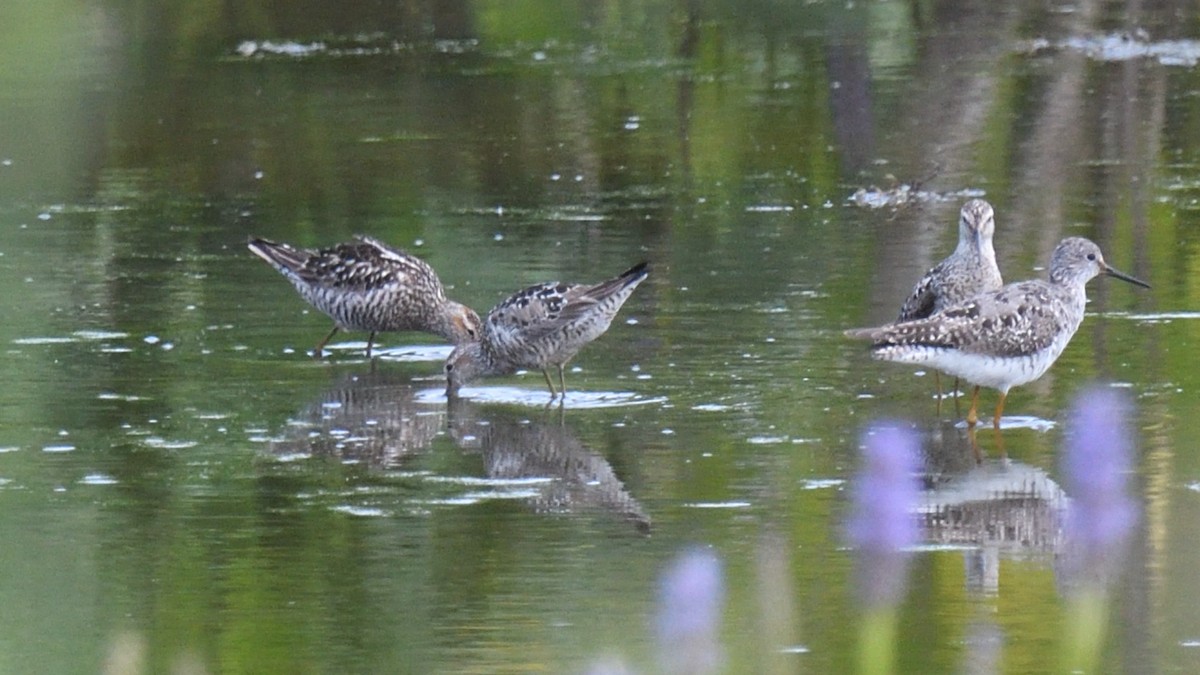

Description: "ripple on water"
799 479 845 490
373 344 454 362
73 330 129 340
691 403 733 412
414 386 667 409
315 342 451 363
330 505 389 517
955 415 1056 432
1115 311 1200 324
779 645 811 655
97 392 146 402
79 473 118 486
424 475 553 487
13 330 136 348
747 435 789 445
12 337 76 345
417 489 546 505
142 438 199 450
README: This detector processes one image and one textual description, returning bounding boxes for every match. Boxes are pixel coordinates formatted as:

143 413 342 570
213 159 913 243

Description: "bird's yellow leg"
966 386 981 426
557 364 567 398
992 391 1008 430
542 369 559 398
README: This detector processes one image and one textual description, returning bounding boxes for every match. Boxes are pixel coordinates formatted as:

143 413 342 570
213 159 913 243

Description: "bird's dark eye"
1086 253 1097 261
445 362 454 372
467 327 477 339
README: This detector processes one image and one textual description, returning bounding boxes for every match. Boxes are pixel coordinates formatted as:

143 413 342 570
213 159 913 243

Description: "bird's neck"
955 234 991 260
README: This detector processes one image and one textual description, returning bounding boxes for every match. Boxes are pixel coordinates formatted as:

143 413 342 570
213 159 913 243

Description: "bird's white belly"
874 339 1068 393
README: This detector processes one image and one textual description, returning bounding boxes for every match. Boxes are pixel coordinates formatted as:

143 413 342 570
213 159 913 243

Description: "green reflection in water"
0 1 1198 673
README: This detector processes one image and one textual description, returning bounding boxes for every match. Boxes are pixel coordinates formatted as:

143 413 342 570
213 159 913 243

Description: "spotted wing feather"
249 235 440 295
484 281 582 345
896 265 940 321
295 236 444 297
483 262 648 356
854 281 1069 359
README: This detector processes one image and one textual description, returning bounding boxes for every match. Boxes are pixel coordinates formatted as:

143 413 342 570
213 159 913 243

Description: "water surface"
2 1 1200 673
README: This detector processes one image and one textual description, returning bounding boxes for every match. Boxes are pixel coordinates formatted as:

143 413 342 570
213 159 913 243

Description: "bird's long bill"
1104 265 1151 289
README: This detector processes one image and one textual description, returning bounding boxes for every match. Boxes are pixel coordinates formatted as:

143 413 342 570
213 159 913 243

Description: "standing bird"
248 235 481 356
445 262 649 399
846 237 1148 428
896 199 1004 403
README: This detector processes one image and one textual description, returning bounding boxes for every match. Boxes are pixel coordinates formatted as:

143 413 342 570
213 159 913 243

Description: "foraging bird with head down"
445 262 649 399
248 235 480 357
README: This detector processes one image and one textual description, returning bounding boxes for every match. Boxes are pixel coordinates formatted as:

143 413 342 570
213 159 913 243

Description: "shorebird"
846 237 1149 428
444 262 649 399
895 199 1004 402
898 199 1003 321
248 235 480 356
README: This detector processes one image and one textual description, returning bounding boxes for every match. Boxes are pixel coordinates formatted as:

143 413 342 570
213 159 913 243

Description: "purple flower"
846 422 921 554
846 422 922 607
656 548 723 674
1061 387 1138 556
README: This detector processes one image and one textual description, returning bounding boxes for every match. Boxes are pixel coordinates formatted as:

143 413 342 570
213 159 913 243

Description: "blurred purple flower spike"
846 422 922 607
1062 387 1138 555
656 548 724 674
1058 387 1140 671
847 422 922 554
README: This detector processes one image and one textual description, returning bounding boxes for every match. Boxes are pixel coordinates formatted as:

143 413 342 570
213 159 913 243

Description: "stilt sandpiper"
846 237 1149 428
248 235 481 356
896 199 1004 402
445 262 649 399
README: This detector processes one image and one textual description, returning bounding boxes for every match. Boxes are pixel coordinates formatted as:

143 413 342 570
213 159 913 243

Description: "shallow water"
3 1 1200 673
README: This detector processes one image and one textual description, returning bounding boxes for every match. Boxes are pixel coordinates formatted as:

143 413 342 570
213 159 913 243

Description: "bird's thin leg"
992 391 1007 430
966 386 981 426
967 424 982 464
934 371 943 414
993 426 1007 457
315 326 339 357
557 364 567 399
542 369 559 399
366 331 377 358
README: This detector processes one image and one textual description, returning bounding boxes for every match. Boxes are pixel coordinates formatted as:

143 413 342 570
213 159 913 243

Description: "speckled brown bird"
897 199 1003 322
248 235 480 356
445 262 649 399
895 199 1004 402
846 238 1149 428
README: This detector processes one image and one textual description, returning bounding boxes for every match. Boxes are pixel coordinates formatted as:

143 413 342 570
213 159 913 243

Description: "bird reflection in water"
449 401 651 534
266 369 446 469
266 370 650 532
917 418 1067 596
